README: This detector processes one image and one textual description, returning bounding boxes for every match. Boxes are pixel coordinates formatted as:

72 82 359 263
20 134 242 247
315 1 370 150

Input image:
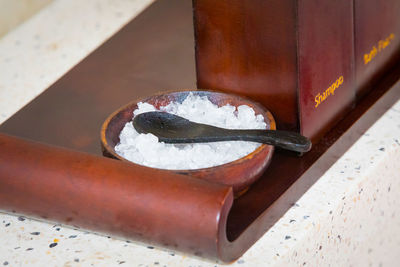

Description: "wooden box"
1 0 400 262
354 0 400 98
193 0 355 143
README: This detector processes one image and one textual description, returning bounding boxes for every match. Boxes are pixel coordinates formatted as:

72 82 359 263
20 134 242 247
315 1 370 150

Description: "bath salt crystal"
115 93 267 170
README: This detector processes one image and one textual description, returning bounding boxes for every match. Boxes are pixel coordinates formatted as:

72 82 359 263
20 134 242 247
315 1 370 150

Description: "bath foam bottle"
354 0 400 98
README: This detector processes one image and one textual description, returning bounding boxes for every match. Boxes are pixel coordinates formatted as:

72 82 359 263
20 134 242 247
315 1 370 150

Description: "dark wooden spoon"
133 111 312 153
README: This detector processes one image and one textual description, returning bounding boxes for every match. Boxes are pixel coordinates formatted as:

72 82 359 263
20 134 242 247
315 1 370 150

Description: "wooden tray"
1 0 400 262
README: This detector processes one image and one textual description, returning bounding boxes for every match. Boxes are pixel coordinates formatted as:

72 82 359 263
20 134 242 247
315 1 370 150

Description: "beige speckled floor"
0 1 400 266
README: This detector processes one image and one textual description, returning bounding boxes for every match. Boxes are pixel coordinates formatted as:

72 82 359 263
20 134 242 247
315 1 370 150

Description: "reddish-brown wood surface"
297 0 354 141
354 0 400 98
193 0 299 132
193 0 355 142
1 0 400 262
0 133 233 259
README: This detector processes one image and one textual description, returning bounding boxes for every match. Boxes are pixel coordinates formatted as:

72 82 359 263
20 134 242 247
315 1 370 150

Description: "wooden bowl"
101 90 275 197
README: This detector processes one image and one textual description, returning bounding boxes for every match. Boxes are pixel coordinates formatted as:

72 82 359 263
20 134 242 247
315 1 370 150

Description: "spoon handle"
223 129 312 153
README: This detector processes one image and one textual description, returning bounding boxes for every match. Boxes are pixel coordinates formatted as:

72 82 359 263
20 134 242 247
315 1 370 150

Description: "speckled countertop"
1 1 400 266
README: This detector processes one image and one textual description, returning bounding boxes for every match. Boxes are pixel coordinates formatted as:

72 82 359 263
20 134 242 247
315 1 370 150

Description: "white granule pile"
115 93 266 170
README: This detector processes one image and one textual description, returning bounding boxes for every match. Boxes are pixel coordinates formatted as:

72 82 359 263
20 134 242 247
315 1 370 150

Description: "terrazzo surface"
1 1 400 266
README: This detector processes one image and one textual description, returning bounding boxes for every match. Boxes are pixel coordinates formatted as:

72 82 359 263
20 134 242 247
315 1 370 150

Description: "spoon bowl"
101 90 276 196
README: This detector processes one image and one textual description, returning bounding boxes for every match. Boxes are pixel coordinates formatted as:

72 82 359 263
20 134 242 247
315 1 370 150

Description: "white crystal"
115 93 266 170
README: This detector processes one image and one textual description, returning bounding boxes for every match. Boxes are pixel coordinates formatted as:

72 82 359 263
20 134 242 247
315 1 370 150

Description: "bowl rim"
100 89 276 172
